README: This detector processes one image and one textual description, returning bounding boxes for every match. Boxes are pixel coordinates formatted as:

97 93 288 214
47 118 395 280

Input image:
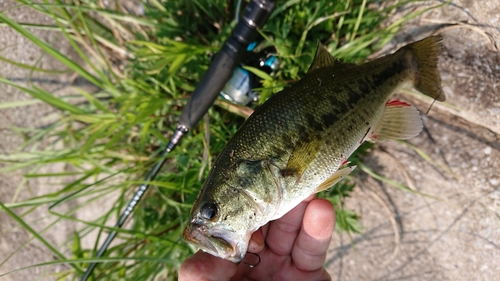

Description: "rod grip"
179 0 274 129
179 38 245 129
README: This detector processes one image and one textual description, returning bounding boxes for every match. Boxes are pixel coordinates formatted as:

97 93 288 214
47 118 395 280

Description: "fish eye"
200 202 218 221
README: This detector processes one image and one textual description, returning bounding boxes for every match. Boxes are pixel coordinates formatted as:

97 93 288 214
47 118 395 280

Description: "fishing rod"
80 1 275 280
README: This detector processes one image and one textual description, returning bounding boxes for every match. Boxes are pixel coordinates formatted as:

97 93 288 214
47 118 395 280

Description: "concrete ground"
325 1 500 280
1 0 498 280
0 1 106 280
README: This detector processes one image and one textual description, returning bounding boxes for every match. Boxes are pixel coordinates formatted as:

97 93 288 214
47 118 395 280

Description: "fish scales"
183 36 445 262
212 54 409 200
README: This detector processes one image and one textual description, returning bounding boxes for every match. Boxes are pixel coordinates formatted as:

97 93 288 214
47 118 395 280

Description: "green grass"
0 0 448 280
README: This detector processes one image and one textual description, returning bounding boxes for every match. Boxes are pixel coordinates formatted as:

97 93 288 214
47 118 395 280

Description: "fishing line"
235 0 243 22
425 98 437 115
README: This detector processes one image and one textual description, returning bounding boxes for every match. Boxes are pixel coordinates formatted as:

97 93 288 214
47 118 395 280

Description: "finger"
179 250 237 281
261 223 270 240
292 198 335 271
266 195 315 255
248 228 265 253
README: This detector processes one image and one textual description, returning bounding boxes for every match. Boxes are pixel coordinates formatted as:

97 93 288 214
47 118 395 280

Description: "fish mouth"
182 224 246 263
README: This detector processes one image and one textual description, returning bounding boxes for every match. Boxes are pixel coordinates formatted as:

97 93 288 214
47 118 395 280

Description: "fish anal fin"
283 132 322 182
315 166 356 193
369 100 423 141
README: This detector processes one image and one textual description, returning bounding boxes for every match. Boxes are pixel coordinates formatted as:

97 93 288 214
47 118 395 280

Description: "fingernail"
242 252 260 268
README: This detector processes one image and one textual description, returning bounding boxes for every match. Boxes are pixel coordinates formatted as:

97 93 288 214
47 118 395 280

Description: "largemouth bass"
183 36 445 262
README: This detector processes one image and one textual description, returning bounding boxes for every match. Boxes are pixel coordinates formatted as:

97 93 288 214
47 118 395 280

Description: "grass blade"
0 201 80 272
0 76 86 114
0 12 103 88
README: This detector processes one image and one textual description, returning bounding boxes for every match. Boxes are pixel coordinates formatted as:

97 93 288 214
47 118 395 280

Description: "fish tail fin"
403 35 445 102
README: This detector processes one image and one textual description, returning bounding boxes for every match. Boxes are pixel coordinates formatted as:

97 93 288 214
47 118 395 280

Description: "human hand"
179 195 335 281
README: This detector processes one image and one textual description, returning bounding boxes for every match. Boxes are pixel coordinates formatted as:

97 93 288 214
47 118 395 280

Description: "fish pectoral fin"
315 166 357 193
368 100 423 141
307 41 349 74
282 132 322 182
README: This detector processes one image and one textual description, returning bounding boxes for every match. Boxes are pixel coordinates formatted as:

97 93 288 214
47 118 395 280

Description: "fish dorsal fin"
281 131 322 182
307 41 342 73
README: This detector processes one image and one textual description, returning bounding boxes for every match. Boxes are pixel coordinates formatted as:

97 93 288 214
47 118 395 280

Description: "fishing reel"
220 43 279 106
219 0 279 106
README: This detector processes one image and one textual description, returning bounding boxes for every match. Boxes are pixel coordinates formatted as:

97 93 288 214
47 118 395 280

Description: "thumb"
179 251 237 281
